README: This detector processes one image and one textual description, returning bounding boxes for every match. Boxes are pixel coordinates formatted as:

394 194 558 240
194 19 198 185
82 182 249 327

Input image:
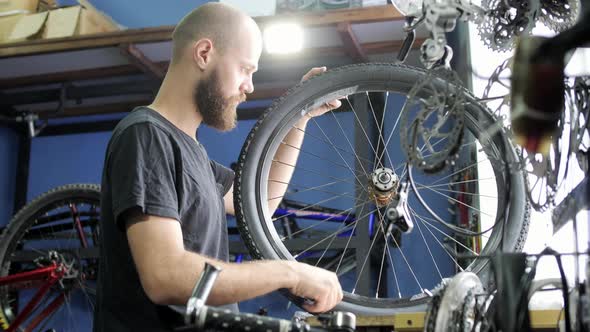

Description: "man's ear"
193 38 214 70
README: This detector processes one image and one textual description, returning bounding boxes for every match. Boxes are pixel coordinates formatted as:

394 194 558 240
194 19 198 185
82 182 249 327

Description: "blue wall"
0 126 18 228
27 131 110 200
57 0 214 28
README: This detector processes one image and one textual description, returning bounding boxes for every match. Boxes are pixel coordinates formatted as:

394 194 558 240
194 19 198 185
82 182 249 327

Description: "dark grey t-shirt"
93 107 236 332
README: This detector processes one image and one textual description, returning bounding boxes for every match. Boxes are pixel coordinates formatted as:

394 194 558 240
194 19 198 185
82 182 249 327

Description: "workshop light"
263 23 303 54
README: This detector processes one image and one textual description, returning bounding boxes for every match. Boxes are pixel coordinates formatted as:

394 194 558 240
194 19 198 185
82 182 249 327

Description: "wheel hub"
369 167 399 207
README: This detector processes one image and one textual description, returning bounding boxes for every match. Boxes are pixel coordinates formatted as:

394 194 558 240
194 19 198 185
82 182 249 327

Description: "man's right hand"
285 261 343 313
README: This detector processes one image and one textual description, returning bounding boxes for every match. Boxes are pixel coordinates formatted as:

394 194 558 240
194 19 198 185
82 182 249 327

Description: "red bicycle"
0 184 100 332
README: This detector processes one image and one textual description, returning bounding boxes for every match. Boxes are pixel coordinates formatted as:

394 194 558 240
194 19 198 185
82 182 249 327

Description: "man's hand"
301 67 342 118
286 261 343 313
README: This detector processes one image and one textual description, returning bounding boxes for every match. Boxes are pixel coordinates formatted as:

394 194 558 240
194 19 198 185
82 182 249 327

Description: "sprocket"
539 0 580 32
478 0 540 52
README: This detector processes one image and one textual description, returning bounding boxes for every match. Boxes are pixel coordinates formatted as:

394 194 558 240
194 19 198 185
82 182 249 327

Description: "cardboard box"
0 0 38 16
0 12 24 42
6 0 118 42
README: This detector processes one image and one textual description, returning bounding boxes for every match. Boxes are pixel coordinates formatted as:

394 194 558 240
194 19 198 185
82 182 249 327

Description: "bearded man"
93 3 342 332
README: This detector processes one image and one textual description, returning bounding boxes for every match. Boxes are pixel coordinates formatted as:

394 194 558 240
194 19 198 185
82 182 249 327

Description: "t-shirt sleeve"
209 160 234 195
107 123 180 229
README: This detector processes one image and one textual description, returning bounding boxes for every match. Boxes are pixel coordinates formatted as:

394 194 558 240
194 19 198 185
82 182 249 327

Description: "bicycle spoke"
419 185 496 219
308 116 371 192
429 158 491 186
418 139 478 162
372 91 391 169
412 203 489 244
415 185 498 200
335 206 364 275
315 207 358 268
375 235 388 298
370 208 424 293
352 209 386 294
344 96 380 163
413 211 444 280
291 124 376 166
415 177 495 189
271 159 365 192
415 211 486 254
328 109 371 176
273 192 355 223
385 238 402 299
279 140 368 179
367 92 395 171
268 179 358 201
284 199 372 241
293 206 378 259
382 98 406 168
409 209 465 272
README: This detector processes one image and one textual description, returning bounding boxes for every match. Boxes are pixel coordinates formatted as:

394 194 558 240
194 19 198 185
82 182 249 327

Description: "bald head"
171 3 258 64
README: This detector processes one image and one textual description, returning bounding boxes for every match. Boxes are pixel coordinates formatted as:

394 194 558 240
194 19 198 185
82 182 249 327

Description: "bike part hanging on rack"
234 63 530 315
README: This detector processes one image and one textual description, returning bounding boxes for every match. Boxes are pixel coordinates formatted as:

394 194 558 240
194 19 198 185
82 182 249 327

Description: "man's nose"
241 77 254 94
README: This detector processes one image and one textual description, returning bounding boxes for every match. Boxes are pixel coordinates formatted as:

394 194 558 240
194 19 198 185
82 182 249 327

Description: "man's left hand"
300 67 342 118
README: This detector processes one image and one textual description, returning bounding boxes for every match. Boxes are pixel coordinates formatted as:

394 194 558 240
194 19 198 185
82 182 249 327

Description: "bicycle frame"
0 262 66 332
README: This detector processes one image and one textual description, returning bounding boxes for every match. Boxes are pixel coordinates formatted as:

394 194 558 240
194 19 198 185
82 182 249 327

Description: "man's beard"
194 68 245 131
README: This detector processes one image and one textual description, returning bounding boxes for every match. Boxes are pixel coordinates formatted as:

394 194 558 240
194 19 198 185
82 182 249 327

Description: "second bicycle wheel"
234 64 530 315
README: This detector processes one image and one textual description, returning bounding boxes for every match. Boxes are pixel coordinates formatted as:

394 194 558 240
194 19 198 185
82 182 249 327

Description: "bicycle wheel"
0 184 100 331
234 64 530 315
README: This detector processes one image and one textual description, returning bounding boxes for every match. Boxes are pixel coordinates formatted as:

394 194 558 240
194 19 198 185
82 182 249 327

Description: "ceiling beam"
255 4 403 27
0 39 422 89
119 43 166 79
36 99 268 121
336 22 367 62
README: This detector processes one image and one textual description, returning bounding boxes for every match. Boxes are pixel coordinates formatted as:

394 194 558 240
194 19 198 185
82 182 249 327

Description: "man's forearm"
267 116 310 213
160 250 297 306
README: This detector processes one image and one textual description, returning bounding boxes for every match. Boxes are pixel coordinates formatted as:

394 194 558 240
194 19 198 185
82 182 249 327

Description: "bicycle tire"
234 63 530 315
0 183 101 332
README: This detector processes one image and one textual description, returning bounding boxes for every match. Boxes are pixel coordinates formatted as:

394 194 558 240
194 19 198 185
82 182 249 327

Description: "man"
93 3 343 331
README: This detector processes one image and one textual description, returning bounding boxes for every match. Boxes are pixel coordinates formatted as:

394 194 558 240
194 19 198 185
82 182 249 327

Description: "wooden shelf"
0 5 404 59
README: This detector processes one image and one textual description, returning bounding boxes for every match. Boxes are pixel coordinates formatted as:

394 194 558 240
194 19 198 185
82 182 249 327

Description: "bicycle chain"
400 67 465 174
425 280 450 332
539 0 579 32
478 0 539 52
459 290 477 332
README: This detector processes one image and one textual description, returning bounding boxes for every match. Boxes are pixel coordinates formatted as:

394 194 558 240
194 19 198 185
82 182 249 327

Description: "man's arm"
267 67 341 213
224 67 340 216
126 213 342 313
224 185 235 216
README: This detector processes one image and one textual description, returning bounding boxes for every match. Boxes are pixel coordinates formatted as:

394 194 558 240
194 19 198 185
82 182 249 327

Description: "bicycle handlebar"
177 262 356 332
177 305 335 332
